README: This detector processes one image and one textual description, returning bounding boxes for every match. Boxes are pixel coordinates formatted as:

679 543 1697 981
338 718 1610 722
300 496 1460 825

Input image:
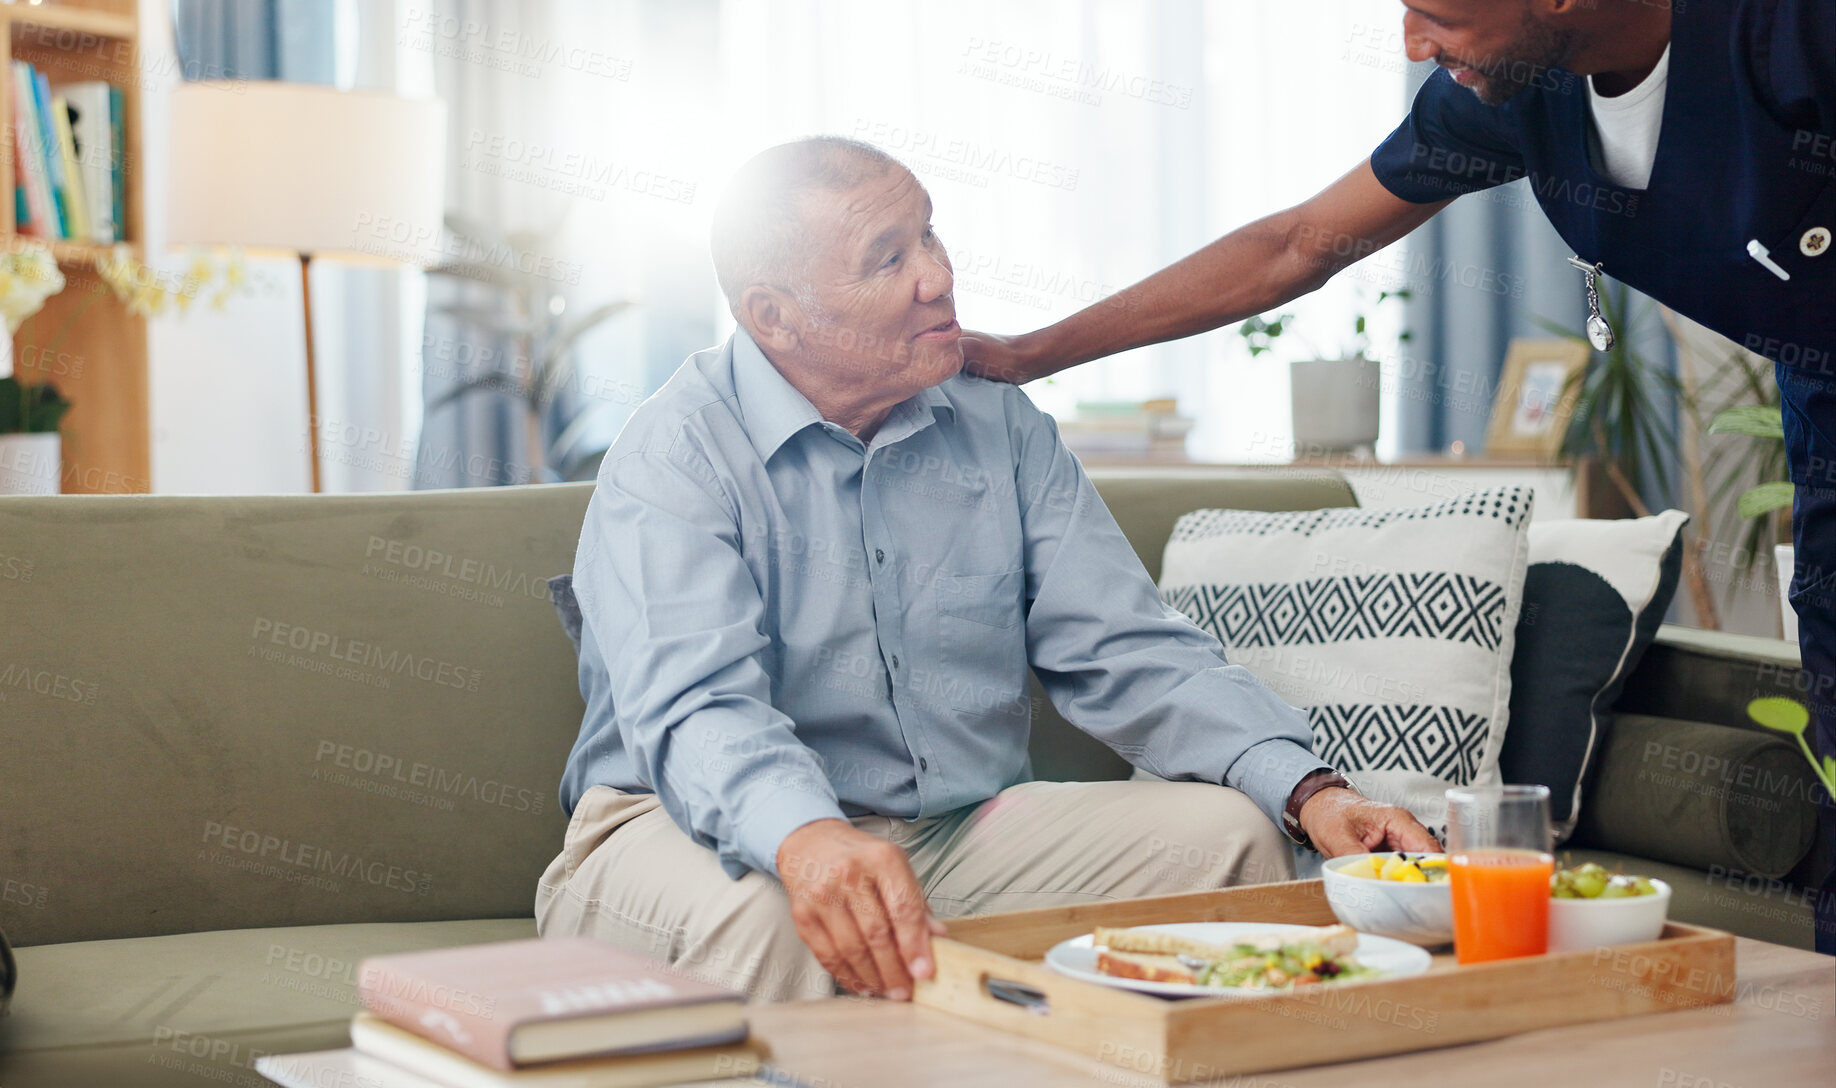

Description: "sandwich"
1092 925 1367 989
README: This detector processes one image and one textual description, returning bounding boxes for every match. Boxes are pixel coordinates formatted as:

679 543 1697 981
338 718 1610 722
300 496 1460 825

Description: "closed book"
108 85 125 238
357 936 747 1071
54 81 113 242
11 63 53 238
51 96 91 243
347 1014 766 1088
10 69 31 234
30 68 67 238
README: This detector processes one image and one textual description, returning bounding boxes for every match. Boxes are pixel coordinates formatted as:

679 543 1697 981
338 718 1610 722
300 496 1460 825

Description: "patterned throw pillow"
1160 488 1534 830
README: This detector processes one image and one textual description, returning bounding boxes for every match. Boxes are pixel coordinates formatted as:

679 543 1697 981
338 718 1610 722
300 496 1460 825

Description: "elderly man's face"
791 167 962 396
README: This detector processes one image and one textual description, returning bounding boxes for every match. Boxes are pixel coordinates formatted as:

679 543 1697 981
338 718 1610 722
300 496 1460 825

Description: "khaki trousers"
535 779 1293 1002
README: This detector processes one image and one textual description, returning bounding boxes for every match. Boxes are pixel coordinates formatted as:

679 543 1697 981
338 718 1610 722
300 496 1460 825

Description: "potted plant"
1707 401 1794 637
1237 288 1411 455
423 214 635 483
0 243 68 494
1537 280 1738 629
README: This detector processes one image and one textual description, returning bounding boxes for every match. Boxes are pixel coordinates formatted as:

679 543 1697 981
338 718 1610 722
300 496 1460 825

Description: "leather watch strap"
1282 768 1352 849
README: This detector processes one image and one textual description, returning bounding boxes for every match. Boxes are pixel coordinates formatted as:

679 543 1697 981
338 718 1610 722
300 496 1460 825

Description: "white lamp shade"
167 81 447 266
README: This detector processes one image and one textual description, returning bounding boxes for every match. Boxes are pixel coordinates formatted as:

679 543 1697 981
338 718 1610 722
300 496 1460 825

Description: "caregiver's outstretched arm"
961 159 1449 384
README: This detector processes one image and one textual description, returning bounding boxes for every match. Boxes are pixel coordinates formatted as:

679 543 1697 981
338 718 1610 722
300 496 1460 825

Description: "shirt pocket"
934 568 1028 714
1763 178 1836 285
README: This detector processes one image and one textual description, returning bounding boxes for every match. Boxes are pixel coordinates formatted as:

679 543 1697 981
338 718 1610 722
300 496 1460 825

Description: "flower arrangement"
0 244 67 334
0 244 71 437
0 241 264 438
96 244 252 317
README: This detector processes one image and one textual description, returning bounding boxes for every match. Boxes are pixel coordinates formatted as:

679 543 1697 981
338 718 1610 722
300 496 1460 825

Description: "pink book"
356 937 747 1071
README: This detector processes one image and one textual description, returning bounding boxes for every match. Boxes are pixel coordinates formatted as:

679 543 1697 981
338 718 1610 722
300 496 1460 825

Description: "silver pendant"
1566 256 1613 352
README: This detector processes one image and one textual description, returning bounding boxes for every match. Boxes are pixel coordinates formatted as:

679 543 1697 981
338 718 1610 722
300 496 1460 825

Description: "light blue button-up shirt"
559 330 1327 879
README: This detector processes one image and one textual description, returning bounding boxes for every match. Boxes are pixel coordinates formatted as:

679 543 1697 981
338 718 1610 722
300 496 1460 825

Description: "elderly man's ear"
739 286 803 355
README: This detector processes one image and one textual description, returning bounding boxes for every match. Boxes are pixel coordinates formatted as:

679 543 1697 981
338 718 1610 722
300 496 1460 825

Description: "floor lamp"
166 82 446 493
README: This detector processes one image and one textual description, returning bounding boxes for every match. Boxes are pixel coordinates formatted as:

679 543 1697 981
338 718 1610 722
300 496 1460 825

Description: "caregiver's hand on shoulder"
776 819 946 1001
960 329 1045 385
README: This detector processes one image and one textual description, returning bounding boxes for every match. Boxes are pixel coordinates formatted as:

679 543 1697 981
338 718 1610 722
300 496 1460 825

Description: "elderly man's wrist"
1281 768 1352 847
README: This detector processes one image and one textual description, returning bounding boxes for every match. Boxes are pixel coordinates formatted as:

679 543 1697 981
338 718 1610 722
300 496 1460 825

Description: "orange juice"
1449 849 1554 964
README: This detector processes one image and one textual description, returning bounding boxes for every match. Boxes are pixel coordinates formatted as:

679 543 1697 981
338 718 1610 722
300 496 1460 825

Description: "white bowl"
1321 852 1454 947
1547 878 1672 954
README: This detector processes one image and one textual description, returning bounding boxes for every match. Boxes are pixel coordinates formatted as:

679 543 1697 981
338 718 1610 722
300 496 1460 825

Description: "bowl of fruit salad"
1320 852 1454 947
1546 862 1671 953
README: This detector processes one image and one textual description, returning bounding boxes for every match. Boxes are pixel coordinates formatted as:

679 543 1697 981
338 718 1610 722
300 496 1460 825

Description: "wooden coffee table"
744 938 1832 1087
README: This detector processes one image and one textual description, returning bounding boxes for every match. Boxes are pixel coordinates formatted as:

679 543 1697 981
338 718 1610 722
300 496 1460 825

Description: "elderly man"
537 137 1435 1002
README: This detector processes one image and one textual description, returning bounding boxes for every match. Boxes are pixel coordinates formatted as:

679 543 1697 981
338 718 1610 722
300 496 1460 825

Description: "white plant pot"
1776 543 1798 643
1290 356 1381 455
0 433 60 495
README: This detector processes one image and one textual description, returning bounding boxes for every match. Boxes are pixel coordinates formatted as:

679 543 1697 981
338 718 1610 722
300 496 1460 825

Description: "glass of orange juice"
1446 785 1554 964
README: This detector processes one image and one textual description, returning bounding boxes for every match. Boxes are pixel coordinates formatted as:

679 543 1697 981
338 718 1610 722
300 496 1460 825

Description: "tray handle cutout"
983 974 1051 1015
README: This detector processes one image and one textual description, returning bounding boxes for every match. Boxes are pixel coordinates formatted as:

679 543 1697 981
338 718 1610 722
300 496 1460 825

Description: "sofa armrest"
1613 624 1804 730
1604 624 1828 892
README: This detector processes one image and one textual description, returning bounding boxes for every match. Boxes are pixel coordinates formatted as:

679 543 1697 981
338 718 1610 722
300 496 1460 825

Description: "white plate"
1044 922 1433 998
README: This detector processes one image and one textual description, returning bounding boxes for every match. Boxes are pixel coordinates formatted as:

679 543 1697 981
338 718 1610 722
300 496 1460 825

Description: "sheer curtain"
703 0 1409 461
382 0 1408 484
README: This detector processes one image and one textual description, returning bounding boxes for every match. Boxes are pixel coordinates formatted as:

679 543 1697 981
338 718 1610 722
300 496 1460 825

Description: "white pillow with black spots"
1158 488 1535 831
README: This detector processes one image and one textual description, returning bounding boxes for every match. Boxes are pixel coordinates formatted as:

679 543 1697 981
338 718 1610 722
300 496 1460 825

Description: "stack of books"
1055 398 1195 458
10 59 125 244
256 937 766 1088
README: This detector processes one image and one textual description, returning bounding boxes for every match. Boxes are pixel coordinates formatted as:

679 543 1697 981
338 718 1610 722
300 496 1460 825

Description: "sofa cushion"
0 486 593 948
1159 487 1534 830
1501 511 1688 841
0 918 533 1088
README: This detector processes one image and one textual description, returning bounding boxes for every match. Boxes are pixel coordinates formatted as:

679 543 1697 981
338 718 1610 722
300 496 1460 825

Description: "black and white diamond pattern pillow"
1160 488 1535 829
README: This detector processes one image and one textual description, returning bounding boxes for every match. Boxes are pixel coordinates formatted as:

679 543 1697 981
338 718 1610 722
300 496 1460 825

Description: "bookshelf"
1 0 147 493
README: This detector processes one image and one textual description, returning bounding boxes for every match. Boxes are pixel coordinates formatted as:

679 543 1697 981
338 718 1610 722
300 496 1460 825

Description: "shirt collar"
731 328 957 462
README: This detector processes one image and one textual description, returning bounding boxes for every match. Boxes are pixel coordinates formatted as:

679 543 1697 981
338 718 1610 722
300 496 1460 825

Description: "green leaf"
1708 404 1785 440
0 377 68 434
1736 481 1796 519
1747 697 1810 736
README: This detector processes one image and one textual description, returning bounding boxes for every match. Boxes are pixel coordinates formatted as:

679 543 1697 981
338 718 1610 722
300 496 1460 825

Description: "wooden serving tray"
913 879 1736 1083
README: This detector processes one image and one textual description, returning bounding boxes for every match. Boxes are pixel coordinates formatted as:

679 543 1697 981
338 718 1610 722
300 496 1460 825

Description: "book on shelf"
7 60 124 243
60 81 115 243
30 67 69 238
11 62 55 238
1055 398 1194 457
356 936 748 1071
51 93 91 241
255 1027 763 1086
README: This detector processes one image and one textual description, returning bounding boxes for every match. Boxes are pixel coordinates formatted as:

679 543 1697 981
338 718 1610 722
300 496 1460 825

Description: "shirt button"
920 758 929 771
875 549 886 564
891 655 901 669
1802 226 1831 257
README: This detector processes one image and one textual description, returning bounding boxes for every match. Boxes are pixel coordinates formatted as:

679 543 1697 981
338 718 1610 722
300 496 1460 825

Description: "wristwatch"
1282 768 1353 849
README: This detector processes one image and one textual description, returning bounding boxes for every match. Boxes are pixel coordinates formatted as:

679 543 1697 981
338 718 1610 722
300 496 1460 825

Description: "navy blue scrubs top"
1370 4 1836 945
1369 0 1834 372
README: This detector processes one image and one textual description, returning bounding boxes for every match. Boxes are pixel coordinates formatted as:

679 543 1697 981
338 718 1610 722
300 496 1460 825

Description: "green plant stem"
36 281 106 362
1795 733 1836 796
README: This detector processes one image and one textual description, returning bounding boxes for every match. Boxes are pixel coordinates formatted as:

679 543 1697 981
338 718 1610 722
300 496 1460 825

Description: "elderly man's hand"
959 329 1040 385
1298 788 1441 858
776 819 946 1001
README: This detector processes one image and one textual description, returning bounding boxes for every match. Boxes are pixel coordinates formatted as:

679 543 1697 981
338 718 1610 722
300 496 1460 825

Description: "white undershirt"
1586 44 1670 189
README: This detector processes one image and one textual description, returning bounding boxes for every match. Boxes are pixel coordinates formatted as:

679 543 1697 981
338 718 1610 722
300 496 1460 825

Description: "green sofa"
0 470 1823 1087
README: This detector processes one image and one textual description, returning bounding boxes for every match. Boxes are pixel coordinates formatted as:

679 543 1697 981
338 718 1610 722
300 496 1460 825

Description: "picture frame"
1485 338 1592 458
